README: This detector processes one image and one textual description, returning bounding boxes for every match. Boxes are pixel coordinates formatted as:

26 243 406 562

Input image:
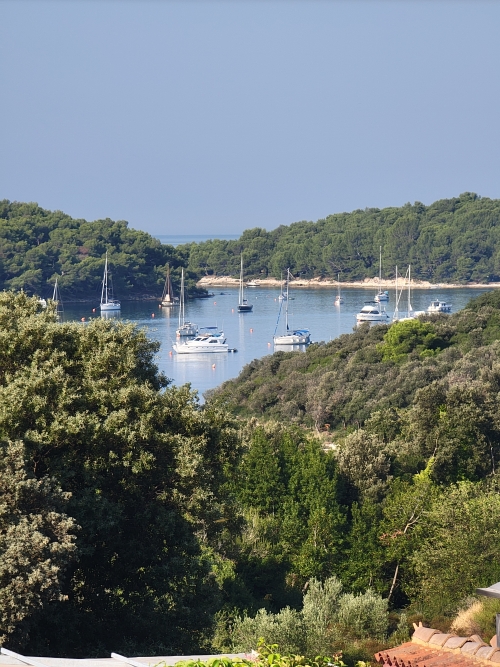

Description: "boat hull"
100 301 121 311
356 313 390 322
237 304 253 312
173 342 228 353
274 332 310 345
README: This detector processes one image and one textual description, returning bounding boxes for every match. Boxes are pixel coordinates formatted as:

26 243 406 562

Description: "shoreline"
197 276 500 290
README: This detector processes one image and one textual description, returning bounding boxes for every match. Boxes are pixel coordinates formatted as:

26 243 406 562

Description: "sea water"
62 286 493 400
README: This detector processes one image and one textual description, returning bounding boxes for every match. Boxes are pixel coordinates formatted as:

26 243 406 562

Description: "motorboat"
246 280 259 287
238 254 253 312
161 265 178 307
173 328 228 354
100 252 121 311
273 268 311 345
356 301 390 323
374 290 389 302
427 300 452 313
176 268 198 337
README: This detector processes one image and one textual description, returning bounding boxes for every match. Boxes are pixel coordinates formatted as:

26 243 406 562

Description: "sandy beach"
197 275 500 290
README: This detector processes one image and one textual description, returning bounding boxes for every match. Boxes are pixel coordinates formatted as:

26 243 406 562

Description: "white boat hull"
374 292 389 302
356 313 390 322
100 301 121 311
274 331 310 345
173 342 228 353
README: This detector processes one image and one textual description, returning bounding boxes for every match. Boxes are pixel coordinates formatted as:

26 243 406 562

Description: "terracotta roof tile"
444 637 470 650
413 628 441 643
430 635 454 648
374 625 500 667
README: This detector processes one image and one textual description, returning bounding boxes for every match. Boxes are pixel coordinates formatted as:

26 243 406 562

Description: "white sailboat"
334 273 344 306
52 277 63 319
100 252 121 311
161 265 177 307
374 246 389 302
176 268 198 337
273 268 311 345
396 265 425 321
237 255 253 312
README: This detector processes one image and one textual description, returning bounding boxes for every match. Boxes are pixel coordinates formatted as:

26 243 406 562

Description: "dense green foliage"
0 293 239 656
184 193 500 283
207 294 500 432
206 291 500 638
0 200 204 300
4 288 500 659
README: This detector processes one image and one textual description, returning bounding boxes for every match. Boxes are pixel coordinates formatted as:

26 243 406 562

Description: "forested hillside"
0 200 203 300
207 291 500 432
184 193 500 283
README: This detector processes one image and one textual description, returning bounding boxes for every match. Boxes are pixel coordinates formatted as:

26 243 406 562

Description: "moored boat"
161 265 178 307
334 273 344 306
427 300 452 313
100 252 121 311
173 327 228 354
356 301 390 323
273 268 311 345
238 255 253 312
176 268 198 336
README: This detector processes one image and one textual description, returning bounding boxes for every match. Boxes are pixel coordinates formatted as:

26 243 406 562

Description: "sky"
2 0 500 236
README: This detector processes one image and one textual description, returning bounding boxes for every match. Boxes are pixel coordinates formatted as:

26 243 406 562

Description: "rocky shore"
197 275 500 290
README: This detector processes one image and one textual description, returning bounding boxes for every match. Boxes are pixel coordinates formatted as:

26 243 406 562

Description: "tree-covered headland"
6 193 500 301
0 200 204 300
3 290 500 659
185 193 500 283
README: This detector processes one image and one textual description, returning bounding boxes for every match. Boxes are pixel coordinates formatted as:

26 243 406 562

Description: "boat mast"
239 254 244 306
379 246 382 293
179 269 185 327
393 266 398 320
407 264 412 317
285 268 290 331
101 252 109 305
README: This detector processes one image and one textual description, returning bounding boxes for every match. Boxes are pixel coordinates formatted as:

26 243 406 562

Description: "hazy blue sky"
2 1 500 235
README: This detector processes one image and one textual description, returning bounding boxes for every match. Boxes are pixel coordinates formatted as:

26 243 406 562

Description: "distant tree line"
184 193 500 283
0 200 204 300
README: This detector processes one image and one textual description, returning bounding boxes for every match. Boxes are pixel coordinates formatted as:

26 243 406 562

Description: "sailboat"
52 277 63 319
395 265 425 321
374 246 389 302
100 252 121 311
176 268 198 336
161 265 177 307
237 255 253 312
273 268 310 345
334 273 344 306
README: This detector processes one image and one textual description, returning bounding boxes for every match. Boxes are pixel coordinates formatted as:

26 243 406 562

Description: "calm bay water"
63 286 494 400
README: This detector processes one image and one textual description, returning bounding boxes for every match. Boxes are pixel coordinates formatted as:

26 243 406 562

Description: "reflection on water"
60 285 494 399
274 344 309 353
100 310 121 320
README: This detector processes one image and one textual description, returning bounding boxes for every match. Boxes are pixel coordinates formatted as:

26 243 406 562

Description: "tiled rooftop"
375 623 500 667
